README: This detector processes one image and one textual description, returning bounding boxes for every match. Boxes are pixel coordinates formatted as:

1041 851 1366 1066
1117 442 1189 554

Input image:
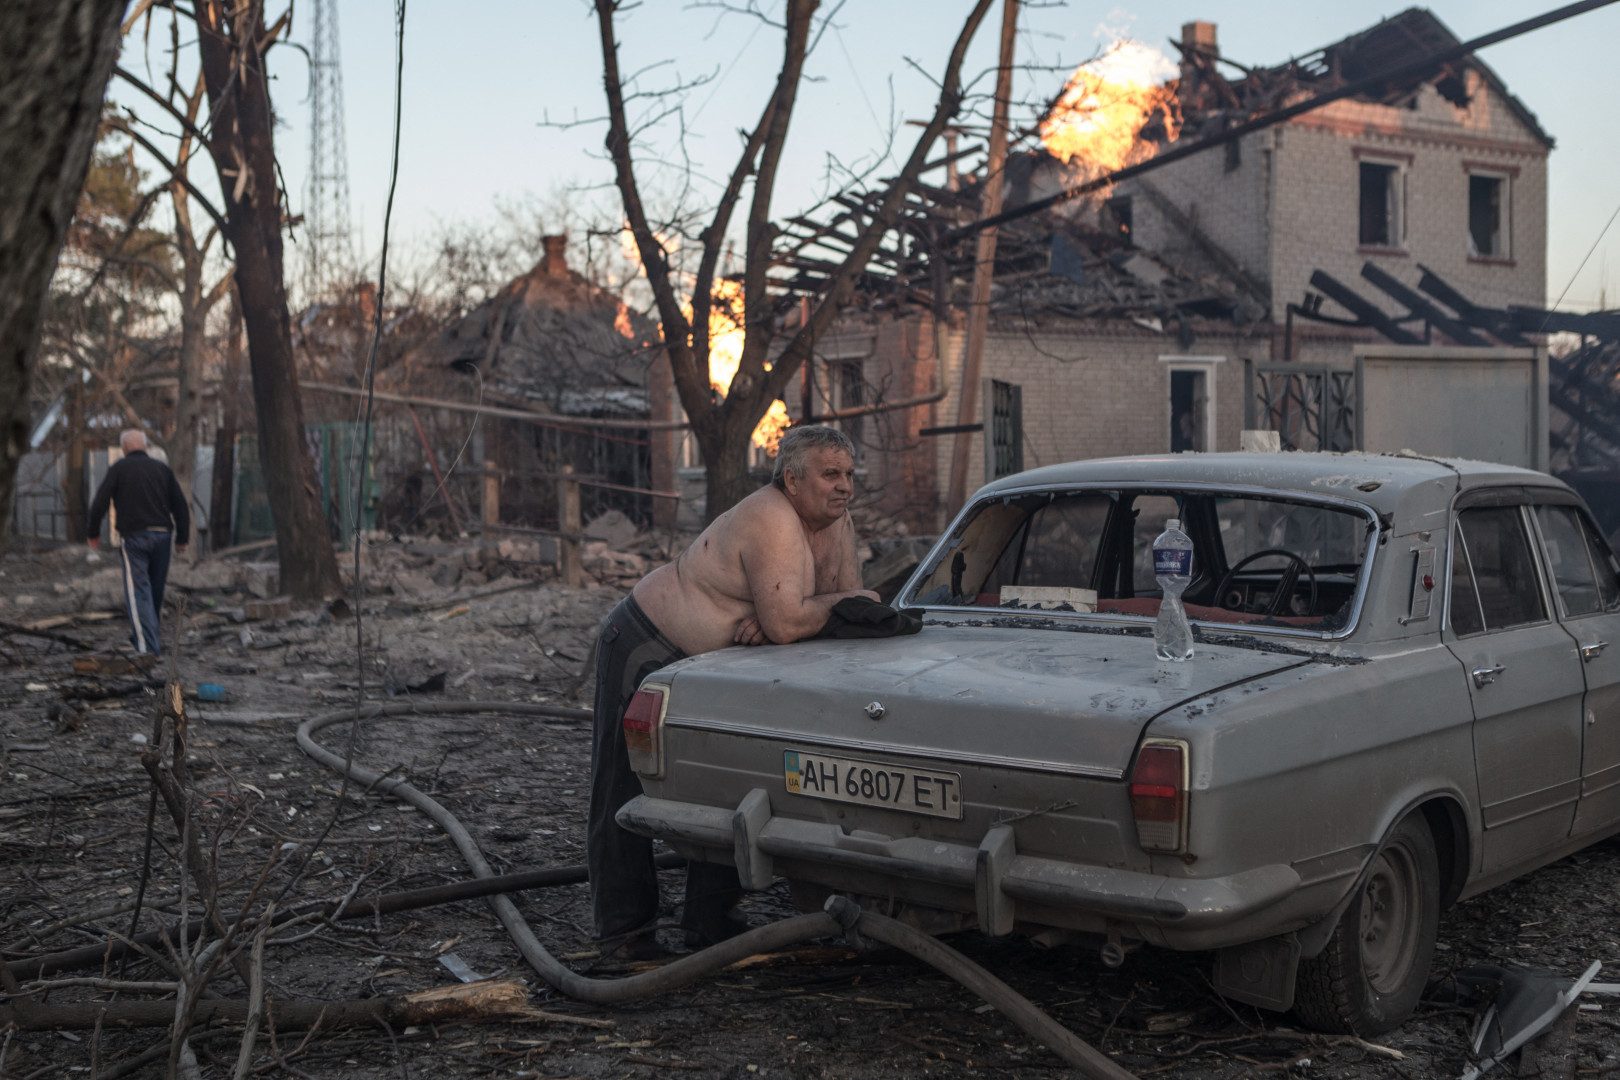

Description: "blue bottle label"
1154 549 1192 576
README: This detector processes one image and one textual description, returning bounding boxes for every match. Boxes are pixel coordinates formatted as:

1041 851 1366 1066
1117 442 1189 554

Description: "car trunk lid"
661 625 1311 779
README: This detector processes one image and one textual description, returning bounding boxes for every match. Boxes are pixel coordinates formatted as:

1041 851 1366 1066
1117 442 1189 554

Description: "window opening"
1359 162 1399 247
1170 370 1207 452
1535 504 1600 617
838 361 865 459
1103 196 1133 244
1450 525 1485 636
1468 174 1505 258
1453 506 1546 633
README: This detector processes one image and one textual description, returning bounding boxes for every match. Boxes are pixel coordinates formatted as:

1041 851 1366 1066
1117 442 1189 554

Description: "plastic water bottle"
1153 518 1194 662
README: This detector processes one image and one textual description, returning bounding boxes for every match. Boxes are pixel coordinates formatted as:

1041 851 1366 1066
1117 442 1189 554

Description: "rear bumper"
617 791 1300 939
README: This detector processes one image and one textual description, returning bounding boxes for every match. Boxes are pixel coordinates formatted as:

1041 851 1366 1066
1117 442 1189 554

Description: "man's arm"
740 499 872 645
86 464 117 547
166 467 191 547
812 512 863 593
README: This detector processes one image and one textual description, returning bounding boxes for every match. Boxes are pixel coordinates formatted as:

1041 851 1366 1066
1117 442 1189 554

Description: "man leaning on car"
587 424 877 953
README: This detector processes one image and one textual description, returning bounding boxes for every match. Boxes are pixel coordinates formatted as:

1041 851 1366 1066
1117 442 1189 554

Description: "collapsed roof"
401 237 661 416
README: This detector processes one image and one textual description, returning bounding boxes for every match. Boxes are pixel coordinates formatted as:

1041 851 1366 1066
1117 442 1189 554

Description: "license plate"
783 750 963 820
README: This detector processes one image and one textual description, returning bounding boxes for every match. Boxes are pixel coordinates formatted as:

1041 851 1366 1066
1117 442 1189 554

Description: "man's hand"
732 615 769 646
87 538 100 550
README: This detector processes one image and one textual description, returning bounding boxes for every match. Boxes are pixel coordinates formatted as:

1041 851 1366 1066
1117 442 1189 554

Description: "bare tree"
195 0 341 600
0 0 128 545
597 0 994 518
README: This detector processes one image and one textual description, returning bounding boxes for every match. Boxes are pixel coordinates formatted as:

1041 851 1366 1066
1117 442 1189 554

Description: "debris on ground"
6 528 1620 1079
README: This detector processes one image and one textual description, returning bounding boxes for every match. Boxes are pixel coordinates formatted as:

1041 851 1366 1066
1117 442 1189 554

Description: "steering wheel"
1214 548 1318 618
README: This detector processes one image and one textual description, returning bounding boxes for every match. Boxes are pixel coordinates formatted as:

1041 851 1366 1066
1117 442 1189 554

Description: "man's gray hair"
772 425 855 490
120 429 147 452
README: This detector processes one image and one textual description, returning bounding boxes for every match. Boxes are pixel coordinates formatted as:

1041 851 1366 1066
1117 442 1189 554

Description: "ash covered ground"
1 532 1616 1080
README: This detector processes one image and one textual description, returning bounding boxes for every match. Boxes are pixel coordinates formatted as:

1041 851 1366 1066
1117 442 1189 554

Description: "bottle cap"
1166 518 1180 530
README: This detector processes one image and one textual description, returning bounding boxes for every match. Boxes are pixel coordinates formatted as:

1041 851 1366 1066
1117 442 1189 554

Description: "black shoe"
595 921 670 962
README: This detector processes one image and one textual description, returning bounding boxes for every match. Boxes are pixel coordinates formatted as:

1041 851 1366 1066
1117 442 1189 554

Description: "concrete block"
244 596 293 621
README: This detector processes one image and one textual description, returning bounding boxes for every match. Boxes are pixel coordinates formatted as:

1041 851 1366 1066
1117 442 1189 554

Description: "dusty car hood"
659 625 1312 779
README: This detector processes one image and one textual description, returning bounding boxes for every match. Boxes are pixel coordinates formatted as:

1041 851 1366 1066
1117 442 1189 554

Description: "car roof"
976 451 1569 514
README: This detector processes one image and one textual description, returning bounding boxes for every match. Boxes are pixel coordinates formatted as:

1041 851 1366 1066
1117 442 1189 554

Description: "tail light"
623 684 668 777
1130 739 1189 853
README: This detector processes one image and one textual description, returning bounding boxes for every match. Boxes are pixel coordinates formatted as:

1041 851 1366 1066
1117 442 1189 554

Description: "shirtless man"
587 425 876 951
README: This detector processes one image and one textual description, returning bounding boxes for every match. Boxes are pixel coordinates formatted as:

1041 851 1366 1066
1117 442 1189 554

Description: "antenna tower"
304 0 355 302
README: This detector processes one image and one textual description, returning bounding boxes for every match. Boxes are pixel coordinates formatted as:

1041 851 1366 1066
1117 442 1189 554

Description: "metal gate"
985 378 1023 480
1244 362 1356 452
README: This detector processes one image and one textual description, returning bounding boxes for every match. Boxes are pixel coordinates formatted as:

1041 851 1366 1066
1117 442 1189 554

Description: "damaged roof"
1177 7 1553 148
401 243 662 416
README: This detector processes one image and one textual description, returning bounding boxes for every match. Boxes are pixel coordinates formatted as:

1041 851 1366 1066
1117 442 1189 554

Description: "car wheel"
1292 814 1439 1035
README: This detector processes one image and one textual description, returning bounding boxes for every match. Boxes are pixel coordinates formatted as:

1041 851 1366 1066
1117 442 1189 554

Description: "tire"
1292 814 1439 1035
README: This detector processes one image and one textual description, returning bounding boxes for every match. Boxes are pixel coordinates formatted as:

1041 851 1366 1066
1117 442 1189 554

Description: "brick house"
650 8 1554 535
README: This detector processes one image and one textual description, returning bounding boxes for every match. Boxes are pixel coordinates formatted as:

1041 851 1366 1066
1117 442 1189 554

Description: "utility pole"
946 0 1018 516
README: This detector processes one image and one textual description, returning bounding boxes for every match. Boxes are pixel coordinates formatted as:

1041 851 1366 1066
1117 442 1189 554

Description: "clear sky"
132 1 1620 312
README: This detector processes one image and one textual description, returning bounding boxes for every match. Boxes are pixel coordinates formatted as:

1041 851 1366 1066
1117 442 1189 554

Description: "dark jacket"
88 450 190 543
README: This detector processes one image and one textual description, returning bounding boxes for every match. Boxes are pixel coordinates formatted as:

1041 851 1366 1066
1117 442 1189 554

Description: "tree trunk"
209 288 244 550
169 252 206 558
196 0 340 600
0 0 127 548
698 418 759 521
64 376 87 542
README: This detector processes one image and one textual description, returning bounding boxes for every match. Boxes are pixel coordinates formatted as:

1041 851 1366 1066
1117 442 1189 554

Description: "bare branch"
106 116 231 241
765 0 996 404
594 0 695 392
113 66 214 155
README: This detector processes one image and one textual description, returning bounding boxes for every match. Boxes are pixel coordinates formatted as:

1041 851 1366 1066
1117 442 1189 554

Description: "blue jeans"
119 530 172 655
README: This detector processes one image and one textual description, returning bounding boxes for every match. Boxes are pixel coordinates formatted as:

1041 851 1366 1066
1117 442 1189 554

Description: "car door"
1446 500 1584 876
1532 500 1620 835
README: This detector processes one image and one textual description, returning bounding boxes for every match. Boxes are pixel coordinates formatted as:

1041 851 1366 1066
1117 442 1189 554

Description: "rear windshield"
907 488 1374 633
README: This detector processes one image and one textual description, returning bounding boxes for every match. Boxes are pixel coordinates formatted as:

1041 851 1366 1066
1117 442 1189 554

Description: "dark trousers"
587 594 741 939
119 530 172 656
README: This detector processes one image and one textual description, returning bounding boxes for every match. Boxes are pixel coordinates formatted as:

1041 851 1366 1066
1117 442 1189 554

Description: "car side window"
1019 494 1111 589
1535 505 1601 617
1451 506 1546 636
1579 513 1620 611
1449 525 1486 637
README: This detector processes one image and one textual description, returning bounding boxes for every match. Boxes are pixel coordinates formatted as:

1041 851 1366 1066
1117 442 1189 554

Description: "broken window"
909 488 1369 632
1468 173 1506 258
1103 197 1133 244
1358 162 1400 247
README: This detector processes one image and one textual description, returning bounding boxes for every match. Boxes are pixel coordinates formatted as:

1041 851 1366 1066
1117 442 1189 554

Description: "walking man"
87 430 190 657
589 425 877 953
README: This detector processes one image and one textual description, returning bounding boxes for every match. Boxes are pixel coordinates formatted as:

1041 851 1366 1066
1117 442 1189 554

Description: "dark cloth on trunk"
587 593 740 940
813 595 925 639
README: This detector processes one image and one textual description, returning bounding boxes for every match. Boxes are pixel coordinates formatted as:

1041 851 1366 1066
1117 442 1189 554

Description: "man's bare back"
633 445 875 655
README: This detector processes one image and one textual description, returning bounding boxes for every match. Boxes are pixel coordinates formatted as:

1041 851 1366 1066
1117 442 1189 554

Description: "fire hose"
294 701 1137 1079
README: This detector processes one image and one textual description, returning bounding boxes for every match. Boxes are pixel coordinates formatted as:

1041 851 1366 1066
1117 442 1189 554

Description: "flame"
753 399 791 456
621 223 679 279
669 279 786 453
1039 39 1180 177
614 302 634 339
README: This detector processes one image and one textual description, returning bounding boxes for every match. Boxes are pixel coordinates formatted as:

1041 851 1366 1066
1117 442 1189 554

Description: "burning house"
668 7 1555 535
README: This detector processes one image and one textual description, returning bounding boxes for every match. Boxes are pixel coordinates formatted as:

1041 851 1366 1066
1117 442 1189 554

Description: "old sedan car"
616 452 1620 1034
